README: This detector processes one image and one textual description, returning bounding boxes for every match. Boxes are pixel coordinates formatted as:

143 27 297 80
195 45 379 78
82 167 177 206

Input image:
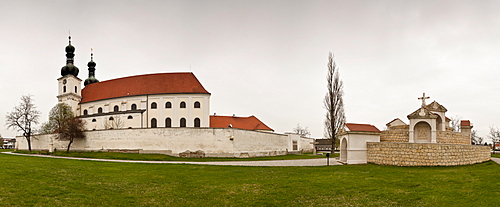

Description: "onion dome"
84 49 99 86
61 36 79 77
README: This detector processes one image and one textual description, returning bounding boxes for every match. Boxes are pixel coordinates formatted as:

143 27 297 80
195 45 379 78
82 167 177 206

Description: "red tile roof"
460 120 471 126
209 115 274 132
81 72 209 103
345 123 380 132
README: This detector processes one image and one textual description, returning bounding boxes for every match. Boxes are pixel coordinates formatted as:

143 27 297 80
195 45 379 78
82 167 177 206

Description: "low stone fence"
367 142 490 166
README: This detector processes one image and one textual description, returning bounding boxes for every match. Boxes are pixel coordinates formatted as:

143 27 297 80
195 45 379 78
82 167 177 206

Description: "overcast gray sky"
1 0 499 142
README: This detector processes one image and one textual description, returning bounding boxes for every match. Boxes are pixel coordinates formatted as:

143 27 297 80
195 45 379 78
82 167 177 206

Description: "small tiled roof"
210 115 273 131
345 123 380 132
81 72 209 103
460 120 471 126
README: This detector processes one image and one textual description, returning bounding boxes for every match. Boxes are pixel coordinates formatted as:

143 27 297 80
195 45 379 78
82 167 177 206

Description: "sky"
1 0 499 143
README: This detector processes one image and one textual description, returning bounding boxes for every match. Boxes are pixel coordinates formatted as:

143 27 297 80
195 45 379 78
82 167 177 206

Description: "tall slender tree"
324 52 346 153
5 95 41 152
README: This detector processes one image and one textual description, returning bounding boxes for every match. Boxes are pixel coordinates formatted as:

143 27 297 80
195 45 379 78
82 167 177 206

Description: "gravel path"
1 152 342 166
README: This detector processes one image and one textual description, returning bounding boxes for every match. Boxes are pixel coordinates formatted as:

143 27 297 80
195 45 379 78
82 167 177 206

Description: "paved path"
491 157 500 165
1 152 341 166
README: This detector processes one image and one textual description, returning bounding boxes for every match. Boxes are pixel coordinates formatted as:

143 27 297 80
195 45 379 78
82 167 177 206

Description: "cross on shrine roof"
418 92 430 108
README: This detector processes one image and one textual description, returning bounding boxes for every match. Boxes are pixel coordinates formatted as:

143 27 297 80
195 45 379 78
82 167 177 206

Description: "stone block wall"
436 131 470 145
380 128 409 143
367 142 490 166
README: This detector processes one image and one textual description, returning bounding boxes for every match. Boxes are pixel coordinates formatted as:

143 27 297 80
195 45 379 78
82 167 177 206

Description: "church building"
16 36 314 157
57 36 270 132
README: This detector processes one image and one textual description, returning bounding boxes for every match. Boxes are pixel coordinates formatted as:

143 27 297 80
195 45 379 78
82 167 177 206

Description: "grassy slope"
0 153 499 206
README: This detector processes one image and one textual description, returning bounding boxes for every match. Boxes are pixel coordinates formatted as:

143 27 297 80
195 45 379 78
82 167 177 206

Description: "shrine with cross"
338 93 490 166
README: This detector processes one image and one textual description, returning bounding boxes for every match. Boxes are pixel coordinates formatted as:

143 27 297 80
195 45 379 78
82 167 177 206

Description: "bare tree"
489 126 500 150
59 117 86 152
449 115 462 132
471 130 483 145
324 52 346 153
5 95 41 152
104 115 124 129
293 123 311 138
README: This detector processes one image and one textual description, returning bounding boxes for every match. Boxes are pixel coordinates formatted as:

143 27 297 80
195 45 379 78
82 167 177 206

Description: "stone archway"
414 121 431 143
436 116 443 131
340 138 348 162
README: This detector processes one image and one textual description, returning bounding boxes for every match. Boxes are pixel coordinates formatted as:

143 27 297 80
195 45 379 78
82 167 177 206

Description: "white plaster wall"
17 128 313 157
299 137 315 152
343 133 380 164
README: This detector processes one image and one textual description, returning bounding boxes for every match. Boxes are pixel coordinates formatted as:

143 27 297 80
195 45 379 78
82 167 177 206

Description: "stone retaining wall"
380 129 409 143
17 128 314 157
436 131 470 145
367 142 490 166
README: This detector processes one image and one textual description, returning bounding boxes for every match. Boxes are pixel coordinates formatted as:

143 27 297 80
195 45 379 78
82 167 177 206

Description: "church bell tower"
57 36 82 115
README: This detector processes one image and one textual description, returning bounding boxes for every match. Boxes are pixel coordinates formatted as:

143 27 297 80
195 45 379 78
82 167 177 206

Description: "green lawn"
0 153 499 206
13 150 334 161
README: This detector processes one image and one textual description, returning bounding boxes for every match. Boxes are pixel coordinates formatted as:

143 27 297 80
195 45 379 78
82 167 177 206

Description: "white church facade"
17 36 313 157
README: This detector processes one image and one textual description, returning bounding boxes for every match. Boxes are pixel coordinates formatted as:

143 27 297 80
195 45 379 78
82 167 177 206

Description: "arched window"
165 118 172 128
75 86 77 93
83 110 88 115
194 101 201 108
180 101 186 108
151 118 157 128
151 102 157 109
165 102 172 108
180 118 186 127
194 118 201 127
63 86 66 93
92 119 97 122
114 105 119 112
109 117 114 121
131 104 137 110
98 107 103 114
127 116 133 119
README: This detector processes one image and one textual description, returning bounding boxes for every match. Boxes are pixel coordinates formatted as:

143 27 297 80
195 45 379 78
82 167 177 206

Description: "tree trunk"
26 136 32 152
67 139 73 152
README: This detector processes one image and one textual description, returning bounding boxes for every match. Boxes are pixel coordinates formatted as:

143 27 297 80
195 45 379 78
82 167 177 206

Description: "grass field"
0 152 499 206
12 150 334 161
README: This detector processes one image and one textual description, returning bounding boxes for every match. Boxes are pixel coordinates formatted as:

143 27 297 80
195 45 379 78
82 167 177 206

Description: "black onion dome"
61 64 79 76
87 59 96 68
84 50 99 86
65 44 75 53
61 36 79 77
84 76 99 86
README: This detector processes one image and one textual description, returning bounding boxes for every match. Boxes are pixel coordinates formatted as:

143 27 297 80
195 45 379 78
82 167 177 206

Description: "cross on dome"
418 93 430 108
